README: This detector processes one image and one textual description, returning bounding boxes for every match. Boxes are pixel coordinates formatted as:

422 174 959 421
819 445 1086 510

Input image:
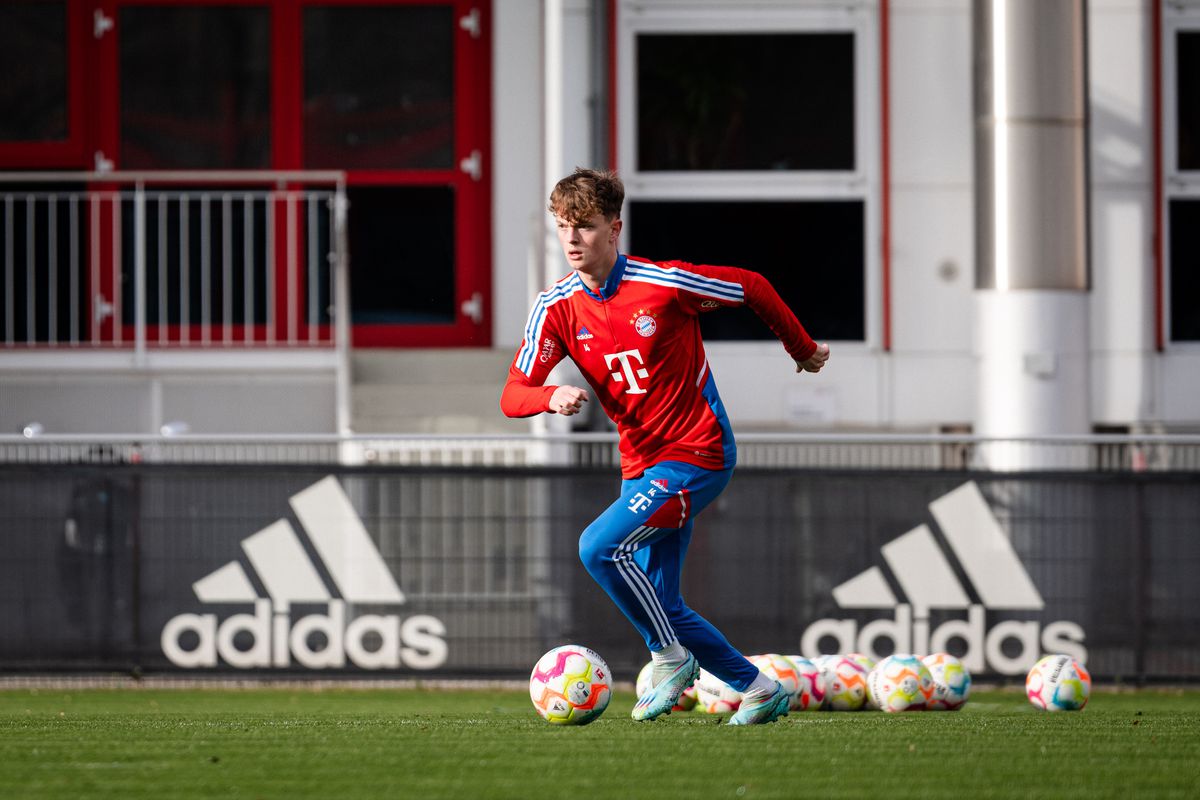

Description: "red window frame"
87 0 491 347
93 0 288 346
0 0 91 168
309 0 492 347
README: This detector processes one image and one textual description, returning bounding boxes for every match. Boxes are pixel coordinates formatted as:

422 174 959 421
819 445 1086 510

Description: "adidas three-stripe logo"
193 476 404 607
800 482 1087 676
161 476 448 671
832 482 1043 612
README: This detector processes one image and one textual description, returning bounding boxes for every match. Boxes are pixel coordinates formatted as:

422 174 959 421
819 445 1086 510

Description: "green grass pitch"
2 686 1198 799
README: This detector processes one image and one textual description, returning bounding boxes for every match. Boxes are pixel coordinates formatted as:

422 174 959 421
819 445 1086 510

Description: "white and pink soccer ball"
785 655 826 711
528 644 612 725
922 653 971 710
1026 654 1091 711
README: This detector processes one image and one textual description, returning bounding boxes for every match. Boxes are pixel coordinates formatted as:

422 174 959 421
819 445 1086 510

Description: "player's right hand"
548 385 589 415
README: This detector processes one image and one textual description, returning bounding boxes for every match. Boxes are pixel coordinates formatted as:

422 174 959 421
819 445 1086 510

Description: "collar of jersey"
583 253 626 302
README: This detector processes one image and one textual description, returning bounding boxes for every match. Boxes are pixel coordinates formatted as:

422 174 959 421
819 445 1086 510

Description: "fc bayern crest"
630 308 658 337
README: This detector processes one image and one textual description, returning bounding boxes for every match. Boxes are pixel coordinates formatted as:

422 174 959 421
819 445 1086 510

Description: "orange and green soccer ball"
636 660 697 712
529 645 612 725
821 655 870 711
1026 654 1090 711
867 654 935 712
922 652 971 710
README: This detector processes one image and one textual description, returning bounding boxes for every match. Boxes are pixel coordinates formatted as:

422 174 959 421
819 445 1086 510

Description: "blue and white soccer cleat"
631 653 700 721
727 682 790 726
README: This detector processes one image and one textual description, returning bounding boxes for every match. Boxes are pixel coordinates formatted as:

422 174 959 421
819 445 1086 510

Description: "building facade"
1 0 1197 434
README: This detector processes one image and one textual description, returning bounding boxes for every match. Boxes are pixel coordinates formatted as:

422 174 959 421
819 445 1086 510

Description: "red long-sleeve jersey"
501 254 817 478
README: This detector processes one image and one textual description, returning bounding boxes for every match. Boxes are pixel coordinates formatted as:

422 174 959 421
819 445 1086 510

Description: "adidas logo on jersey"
161 476 447 671
799 482 1087 675
576 326 594 340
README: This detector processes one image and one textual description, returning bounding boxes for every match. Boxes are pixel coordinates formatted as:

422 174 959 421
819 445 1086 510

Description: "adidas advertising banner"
0 468 1196 680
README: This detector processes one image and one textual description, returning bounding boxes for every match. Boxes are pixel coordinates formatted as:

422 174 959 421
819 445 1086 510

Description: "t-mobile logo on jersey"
604 349 650 395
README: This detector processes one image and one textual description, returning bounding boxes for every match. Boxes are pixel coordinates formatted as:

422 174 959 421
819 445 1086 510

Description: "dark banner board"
1 466 1196 683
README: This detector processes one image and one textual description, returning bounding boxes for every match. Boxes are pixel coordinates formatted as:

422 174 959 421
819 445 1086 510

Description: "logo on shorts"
700 300 722 309
650 479 669 493
630 308 658 338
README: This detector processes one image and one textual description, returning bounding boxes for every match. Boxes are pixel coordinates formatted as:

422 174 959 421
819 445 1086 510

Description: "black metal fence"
1 460 1196 684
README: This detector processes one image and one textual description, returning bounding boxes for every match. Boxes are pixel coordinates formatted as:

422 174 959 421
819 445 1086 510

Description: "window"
48 0 492 348
0 2 68 143
347 186 455 324
1169 200 1200 341
116 192 279 331
1177 31 1200 171
0 183 89 343
618 2 875 343
302 2 490 346
637 33 855 172
1167 22 1200 342
0 0 85 166
628 200 864 341
119 6 271 169
303 5 454 171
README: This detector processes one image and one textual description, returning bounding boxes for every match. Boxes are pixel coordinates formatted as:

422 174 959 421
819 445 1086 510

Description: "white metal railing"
2 432 1199 472
0 171 348 353
1 170 352 434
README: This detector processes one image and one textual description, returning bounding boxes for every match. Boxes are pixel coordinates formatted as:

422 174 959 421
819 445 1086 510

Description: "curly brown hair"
548 168 624 223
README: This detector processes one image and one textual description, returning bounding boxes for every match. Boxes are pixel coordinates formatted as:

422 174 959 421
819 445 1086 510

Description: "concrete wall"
0 370 338 434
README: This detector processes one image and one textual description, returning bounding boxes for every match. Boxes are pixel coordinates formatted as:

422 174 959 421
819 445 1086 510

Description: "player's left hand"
796 342 830 374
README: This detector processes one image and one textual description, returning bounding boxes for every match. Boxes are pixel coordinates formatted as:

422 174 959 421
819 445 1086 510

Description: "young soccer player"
501 168 830 725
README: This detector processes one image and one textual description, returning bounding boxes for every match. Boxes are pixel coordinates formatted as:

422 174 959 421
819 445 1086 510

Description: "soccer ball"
749 654 802 709
635 660 697 712
821 656 870 711
867 654 935 712
1026 654 1091 711
812 654 839 709
529 644 612 725
922 653 971 710
846 652 875 673
785 655 826 711
694 667 742 713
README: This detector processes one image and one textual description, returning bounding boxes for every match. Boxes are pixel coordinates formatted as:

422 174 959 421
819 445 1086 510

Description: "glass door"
300 0 491 347
0 1 90 347
89 0 492 347
0 0 89 168
104 2 276 346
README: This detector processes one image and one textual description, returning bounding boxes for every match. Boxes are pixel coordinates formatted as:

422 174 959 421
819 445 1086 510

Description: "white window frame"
615 0 880 347
1163 3 1200 344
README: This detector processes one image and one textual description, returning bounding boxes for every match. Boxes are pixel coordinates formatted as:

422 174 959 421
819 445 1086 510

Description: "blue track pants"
577 460 759 693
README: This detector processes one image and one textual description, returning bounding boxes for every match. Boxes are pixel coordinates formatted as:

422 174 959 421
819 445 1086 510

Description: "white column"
973 0 1090 467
